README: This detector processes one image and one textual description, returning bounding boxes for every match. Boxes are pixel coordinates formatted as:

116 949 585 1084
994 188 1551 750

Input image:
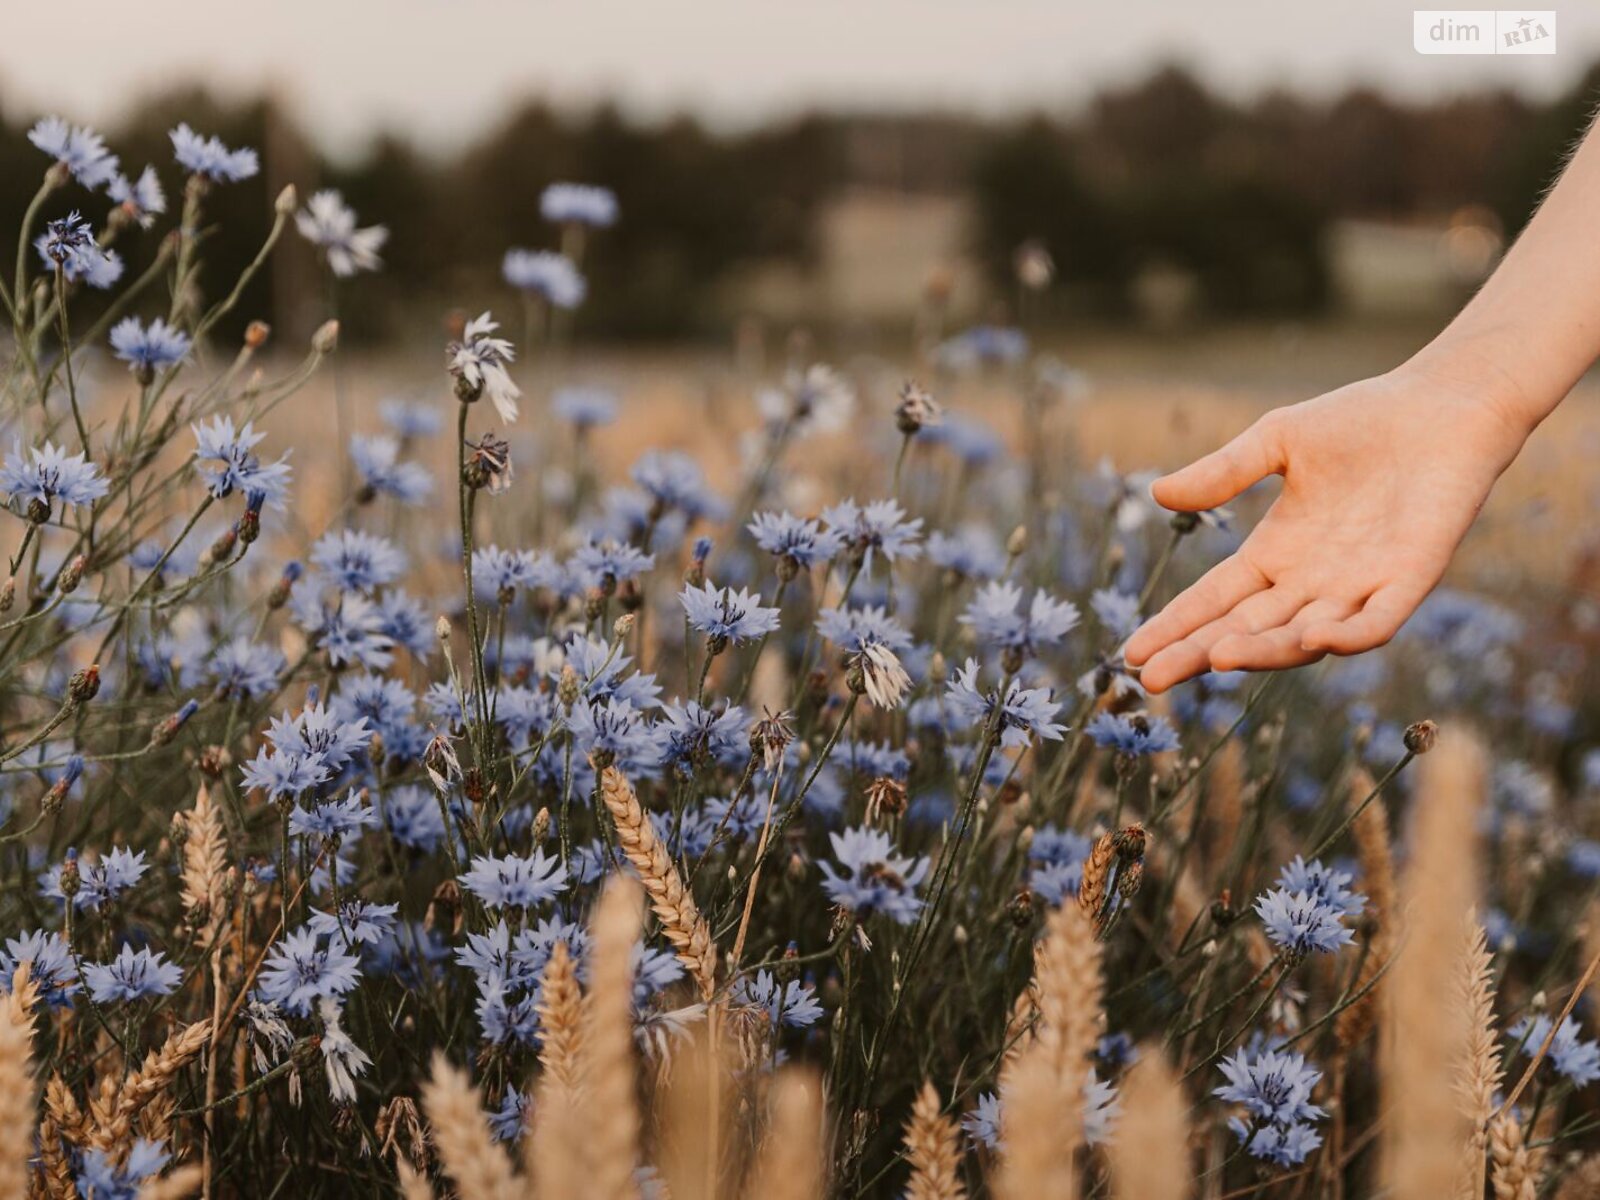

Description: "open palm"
1124 371 1528 693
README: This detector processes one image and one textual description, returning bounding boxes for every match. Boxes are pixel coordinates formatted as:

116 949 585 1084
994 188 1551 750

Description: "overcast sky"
5 1 1598 155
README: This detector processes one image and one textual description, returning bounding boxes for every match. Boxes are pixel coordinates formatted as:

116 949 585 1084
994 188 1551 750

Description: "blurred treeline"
2 62 1596 343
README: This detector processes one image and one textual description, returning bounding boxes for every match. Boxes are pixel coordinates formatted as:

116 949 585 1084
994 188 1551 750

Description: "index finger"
1123 556 1269 667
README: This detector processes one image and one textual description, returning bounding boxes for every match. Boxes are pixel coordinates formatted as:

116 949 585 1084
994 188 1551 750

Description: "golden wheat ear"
1107 1049 1189 1200
0 964 40 1200
419 1052 517 1200
744 1067 826 1200
578 874 646 1200
901 1080 966 1200
1382 729 1484 1199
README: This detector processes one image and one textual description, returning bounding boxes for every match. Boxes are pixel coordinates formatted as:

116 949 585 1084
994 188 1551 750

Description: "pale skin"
1126 115 1600 693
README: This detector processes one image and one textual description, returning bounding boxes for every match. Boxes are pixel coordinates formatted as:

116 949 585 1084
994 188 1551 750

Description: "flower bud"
58 848 81 899
67 664 100 704
274 184 299 216
245 320 271 349
1403 719 1439 755
0 577 15 613
57 554 86 595
1170 511 1200 535
26 497 50 525
613 613 636 641
151 699 200 747
1006 524 1027 558
312 319 340 354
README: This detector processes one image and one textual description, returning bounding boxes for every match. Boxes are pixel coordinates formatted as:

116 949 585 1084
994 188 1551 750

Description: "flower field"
0 113 1598 1200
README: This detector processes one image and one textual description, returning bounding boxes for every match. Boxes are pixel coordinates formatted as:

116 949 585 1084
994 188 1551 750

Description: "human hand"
1123 363 1533 693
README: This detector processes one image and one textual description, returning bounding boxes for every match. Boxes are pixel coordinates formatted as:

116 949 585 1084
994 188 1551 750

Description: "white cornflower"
317 997 372 1104
857 641 912 710
296 190 387 277
447 312 521 424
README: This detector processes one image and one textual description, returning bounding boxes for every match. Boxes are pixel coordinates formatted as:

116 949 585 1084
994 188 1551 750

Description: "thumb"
1150 413 1286 512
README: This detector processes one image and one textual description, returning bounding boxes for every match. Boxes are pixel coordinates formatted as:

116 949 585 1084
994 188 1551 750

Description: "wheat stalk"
529 938 587 1195
744 1068 825 1200
992 903 1102 1200
1075 831 1115 923
902 1081 965 1200
90 1020 212 1152
579 875 645 1200
1382 730 1484 1200
599 764 716 1000
394 1159 436 1200
420 1052 517 1200
1107 1048 1189 1200
179 783 230 929
0 965 40 1200
1489 1111 1546 1200
1452 916 1503 1200
1336 767 1396 1051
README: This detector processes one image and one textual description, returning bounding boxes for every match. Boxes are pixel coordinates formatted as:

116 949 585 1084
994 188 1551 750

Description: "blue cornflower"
496 686 559 747
962 1073 1118 1151
311 529 406 594
459 851 569 911
961 1092 1003 1149
660 701 747 774
562 635 662 709
1510 1015 1600 1088
553 386 618 428
257 926 362 1017
330 673 416 734
240 745 329 800
570 540 655 590
960 580 1080 655
681 581 781 645
28 116 119 189
109 317 191 378
821 498 923 568
541 182 618 227
631 451 724 521
1 440 109 516
349 435 432 505
74 1140 169 1200
473 545 556 600
1215 1043 1326 1167
1091 588 1143 639
926 525 1006 580
1254 886 1355 959
108 166 166 227
202 636 286 700
291 588 396 670
266 703 373 776
383 785 448 852
569 698 665 774
379 398 443 439
748 511 845 573
1275 856 1365 919
489 1086 532 1142
289 794 378 840
819 827 929 925
191 417 292 506
308 900 400 947
923 413 1004 466
1 930 79 1007
170 123 259 182
815 604 914 654
83 945 183 1003
945 659 1066 749
376 589 433 658
35 211 122 287
42 846 147 911
503 249 586 309
1084 711 1180 758
296 189 386 276
732 969 825 1029
936 324 1029 369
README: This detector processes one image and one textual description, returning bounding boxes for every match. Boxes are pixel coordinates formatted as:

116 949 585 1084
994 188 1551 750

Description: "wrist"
1400 328 1556 442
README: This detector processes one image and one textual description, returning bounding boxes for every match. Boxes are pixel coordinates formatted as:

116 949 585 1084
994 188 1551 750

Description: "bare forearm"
1411 111 1600 435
